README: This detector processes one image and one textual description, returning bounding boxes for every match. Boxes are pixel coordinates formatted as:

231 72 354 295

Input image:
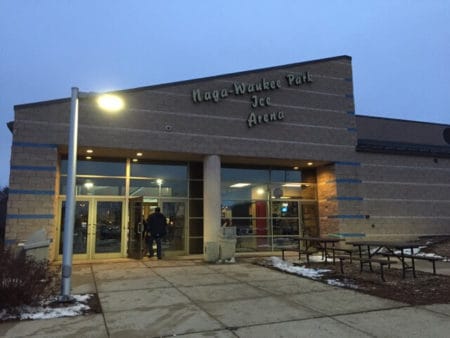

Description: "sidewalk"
1 257 449 337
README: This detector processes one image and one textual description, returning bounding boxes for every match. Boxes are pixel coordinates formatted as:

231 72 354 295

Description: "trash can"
204 241 220 262
21 229 52 262
219 226 237 262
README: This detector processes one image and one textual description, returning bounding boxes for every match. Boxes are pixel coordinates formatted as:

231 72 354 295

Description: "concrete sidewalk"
1 258 449 337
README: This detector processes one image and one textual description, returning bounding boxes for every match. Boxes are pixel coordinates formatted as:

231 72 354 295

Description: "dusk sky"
1 1 449 188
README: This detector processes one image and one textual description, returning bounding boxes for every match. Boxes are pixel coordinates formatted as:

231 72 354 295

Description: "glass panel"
218 165 320 252
222 200 268 236
189 218 203 236
236 236 271 252
130 179 187 197
221 167 269 183
273 236 300 248
61 159 126 176
188 162 203 179
128 198 145 259
272 201 300 235
131 163 187 179
189 180 203 198
189 199 203 218
60 177 126 196
95 201 122 253
59 201 89 254
162 201 185 251
189 237 203 254
270 183 317 200
271 169 302 182
222 183 269 201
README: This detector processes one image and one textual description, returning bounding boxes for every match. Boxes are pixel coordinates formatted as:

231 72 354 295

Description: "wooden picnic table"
297 236 341 263
278 236 341 263
347 240 421 278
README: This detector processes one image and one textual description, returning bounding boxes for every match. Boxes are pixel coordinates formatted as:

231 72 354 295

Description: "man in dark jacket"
145 207 167 259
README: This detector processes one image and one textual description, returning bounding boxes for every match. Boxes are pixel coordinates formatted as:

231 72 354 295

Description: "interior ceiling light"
293 166 299 170
230 183 251 188
86 149 93 154
85 156 92 160
282 183 302 187
132 158 138 162
136 152 143 157
307 162 314 166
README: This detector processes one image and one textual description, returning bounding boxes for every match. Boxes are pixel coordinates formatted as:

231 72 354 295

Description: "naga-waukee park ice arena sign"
191 72 313 128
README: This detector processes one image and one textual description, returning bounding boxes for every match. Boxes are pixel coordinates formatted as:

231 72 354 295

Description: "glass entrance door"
94 201 123 257
128 197 145 259
58 198 124 260
161 201 186 255
140 199 187 257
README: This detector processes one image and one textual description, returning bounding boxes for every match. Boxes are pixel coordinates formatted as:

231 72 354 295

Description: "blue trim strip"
329 214 366 219
328 178 362 184
11 165 56 172
347 111 355 115
345 94 354 98
4 239 17 245
328 196 363 201
344 77 353 82
9 189 54 195
13 142 58 149
335 161 361 166
347 127 357 132
330 233 366 238
7 214 54 219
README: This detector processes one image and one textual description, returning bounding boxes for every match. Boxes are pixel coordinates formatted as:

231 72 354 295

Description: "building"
5 55 450 262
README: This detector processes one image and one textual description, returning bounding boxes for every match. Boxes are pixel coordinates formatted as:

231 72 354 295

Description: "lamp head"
96 94 124 112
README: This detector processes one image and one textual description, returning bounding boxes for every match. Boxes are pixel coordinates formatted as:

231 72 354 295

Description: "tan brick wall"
14 57 357 164
5 139 58 258
317 165 339 235
356 153 450 240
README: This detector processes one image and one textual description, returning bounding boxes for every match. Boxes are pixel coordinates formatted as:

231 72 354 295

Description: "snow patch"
327 279 358 289
267 256 330 279
0 294 94 322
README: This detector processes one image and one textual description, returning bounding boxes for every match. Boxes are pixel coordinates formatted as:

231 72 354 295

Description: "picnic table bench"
382 252 444 275
336 254 397 281
347 240 421 279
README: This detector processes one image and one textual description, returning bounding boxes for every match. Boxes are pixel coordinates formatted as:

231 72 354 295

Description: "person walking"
144 207 167 259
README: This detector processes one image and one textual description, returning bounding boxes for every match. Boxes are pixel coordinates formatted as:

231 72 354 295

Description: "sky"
1 1 449 188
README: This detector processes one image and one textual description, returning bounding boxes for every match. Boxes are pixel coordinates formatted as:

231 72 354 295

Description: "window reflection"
130 179 187 197
60 177 126 196
221 166 318 252
61 159 126 176
131 163 187 179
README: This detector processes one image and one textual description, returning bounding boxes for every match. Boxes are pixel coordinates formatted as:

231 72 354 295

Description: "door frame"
56 196 127 261
140 196 188 257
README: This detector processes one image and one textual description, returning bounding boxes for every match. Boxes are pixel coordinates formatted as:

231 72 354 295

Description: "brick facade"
5 55 450 260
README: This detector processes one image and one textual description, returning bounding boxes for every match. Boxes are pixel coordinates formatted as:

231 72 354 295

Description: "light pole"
60 87 123 302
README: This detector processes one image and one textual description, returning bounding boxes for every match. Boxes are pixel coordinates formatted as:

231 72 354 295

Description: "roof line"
14 55 351 109
356 114 450 128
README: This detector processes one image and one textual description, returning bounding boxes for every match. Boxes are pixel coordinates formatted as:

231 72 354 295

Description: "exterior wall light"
96 94 125 112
